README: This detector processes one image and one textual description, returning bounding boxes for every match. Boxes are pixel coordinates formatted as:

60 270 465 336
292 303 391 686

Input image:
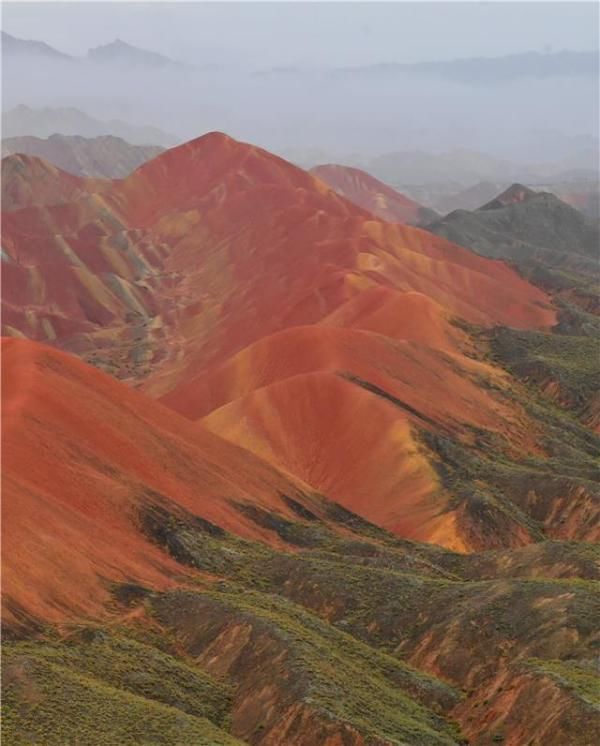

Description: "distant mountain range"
367 148 599 189
2 133 164 178
286 145 599 191
1 31 185 69
340 50 600 85
255 50 600 84
87 38 187 68
2 105 177 147
1 30 73 60
3 29 598 82
3 30 597 165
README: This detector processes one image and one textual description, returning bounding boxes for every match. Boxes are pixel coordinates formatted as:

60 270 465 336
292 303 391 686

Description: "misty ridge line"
2 28 598 172
2 108 598 197
3 30 599 80
2 130 598 225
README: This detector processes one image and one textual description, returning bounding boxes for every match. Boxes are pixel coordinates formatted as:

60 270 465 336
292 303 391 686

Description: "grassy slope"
154 588 463 746
4 491 599 744
2 638 240 745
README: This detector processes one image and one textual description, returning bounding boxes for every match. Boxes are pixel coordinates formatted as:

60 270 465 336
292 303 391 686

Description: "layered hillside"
2 134 164 178
2 136 554 383
3 133 599 744
310 163 436 224
1 153 106 211
4 136 581 552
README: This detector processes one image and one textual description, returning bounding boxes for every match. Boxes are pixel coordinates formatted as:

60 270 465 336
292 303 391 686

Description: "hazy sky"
3 1 599 68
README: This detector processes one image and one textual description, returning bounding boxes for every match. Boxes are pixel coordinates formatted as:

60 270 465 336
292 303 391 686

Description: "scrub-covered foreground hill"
2 133 599 744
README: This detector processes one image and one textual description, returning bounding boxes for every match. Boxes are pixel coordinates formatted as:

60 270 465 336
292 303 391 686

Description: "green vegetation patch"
2 642 240 746
3 629 233 727
490 327 600 415
153 588 464 746
523 658 600 707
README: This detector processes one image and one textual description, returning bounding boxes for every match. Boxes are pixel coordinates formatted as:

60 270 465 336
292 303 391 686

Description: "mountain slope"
2 134 164 178
427 183 600 313
2 136 555 386
310 163 436 224
3 131 599 745
1 30 73 61
4 134 582 553
1 338 328 625
1 153 104 211
164 319 545 549
3 341 599 745
87 38 185 69
432 182 599 261
2 104 176 146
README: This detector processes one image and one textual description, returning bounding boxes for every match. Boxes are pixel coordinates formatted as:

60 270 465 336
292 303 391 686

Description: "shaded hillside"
310 163 437 224
427 184 600 312
434 183 599 259
2 134 163 178
432 181 508 214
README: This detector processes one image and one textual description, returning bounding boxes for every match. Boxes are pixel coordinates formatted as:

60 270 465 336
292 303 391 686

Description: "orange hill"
2 133 554 391
1 338 327 625
164 320 535 549
2 133 560 553
310 162 430 224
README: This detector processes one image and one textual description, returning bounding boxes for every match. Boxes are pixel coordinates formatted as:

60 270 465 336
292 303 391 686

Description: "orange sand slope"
202 370 465 550
121 135 555 389
191 321 533 547
163 321 514 431
160 269 540 552
311 163 427 224
1 338 326 625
